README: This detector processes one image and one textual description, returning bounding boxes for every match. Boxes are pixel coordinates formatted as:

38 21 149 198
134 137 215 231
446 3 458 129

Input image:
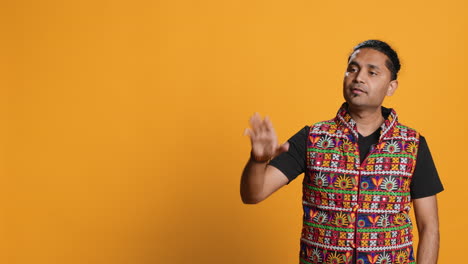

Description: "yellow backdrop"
0 0 465 263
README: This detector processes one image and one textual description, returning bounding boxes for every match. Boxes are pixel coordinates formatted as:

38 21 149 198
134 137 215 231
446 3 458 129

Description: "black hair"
348 40 401 80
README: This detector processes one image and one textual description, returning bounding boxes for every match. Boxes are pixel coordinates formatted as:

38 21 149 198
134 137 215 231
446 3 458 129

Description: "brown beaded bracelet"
250 151 271 163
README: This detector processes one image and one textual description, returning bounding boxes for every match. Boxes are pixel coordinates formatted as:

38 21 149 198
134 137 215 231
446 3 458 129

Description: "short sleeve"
267 126 308 184
410 135 444 199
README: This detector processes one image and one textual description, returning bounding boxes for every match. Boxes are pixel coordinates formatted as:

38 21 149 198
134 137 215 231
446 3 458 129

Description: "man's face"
343 48 398 110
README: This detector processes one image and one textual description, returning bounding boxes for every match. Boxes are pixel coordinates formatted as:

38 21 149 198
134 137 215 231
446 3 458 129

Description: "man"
241 40 443 264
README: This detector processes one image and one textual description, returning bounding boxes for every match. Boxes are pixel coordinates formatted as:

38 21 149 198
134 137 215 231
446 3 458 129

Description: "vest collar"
334 102 398 140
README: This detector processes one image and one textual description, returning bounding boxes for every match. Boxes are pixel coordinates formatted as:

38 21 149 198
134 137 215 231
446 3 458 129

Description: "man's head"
348 40 401 81
343 40 401 110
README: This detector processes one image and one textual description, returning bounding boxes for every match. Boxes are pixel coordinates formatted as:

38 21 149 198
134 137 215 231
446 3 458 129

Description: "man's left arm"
413 195 440 264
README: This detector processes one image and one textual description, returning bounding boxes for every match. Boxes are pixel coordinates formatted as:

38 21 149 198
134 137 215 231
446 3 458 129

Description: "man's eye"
370 71 377 76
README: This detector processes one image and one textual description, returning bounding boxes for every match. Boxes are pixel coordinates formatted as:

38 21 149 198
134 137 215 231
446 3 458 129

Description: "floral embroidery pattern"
301 103 419 264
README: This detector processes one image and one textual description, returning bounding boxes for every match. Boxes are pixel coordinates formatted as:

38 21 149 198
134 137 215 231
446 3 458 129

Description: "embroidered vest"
300 103 419 264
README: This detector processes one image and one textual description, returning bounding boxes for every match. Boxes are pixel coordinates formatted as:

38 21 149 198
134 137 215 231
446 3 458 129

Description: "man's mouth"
351 87 366 94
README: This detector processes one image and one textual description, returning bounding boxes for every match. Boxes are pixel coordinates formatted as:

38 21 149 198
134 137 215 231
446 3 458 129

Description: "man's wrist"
250 151 271 163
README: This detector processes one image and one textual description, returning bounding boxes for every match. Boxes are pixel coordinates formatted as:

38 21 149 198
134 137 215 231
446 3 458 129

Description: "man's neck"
348 105 384 137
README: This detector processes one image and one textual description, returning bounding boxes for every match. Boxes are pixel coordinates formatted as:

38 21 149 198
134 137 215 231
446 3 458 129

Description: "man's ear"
386 80 398 96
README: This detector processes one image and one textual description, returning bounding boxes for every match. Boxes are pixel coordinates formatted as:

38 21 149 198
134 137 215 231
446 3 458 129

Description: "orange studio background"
0 0 465 263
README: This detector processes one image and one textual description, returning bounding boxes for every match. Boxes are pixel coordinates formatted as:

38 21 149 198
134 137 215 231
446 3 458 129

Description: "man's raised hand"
243 113 290 162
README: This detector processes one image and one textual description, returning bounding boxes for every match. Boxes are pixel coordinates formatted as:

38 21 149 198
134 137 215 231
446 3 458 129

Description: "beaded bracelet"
250 150 271 163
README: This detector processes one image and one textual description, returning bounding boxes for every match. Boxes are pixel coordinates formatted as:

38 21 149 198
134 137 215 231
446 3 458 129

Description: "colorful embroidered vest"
300 103 419 264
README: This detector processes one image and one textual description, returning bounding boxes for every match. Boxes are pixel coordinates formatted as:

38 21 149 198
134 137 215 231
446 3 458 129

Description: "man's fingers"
249 112 262 133
256 113 267 134
264 116 274 132
247 112 276 140
243 127 256 139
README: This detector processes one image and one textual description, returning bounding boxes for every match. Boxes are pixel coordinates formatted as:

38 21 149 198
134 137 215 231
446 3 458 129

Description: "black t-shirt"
268 126 444 199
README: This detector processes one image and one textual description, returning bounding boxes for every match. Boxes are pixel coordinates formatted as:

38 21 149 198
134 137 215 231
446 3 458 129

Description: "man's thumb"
277 141 290 154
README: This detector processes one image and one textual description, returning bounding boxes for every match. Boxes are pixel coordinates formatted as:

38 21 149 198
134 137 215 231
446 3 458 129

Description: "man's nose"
354 70 366 83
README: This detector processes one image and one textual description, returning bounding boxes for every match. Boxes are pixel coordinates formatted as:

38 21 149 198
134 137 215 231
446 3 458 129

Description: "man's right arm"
240 113 290 204
240 156 289 204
